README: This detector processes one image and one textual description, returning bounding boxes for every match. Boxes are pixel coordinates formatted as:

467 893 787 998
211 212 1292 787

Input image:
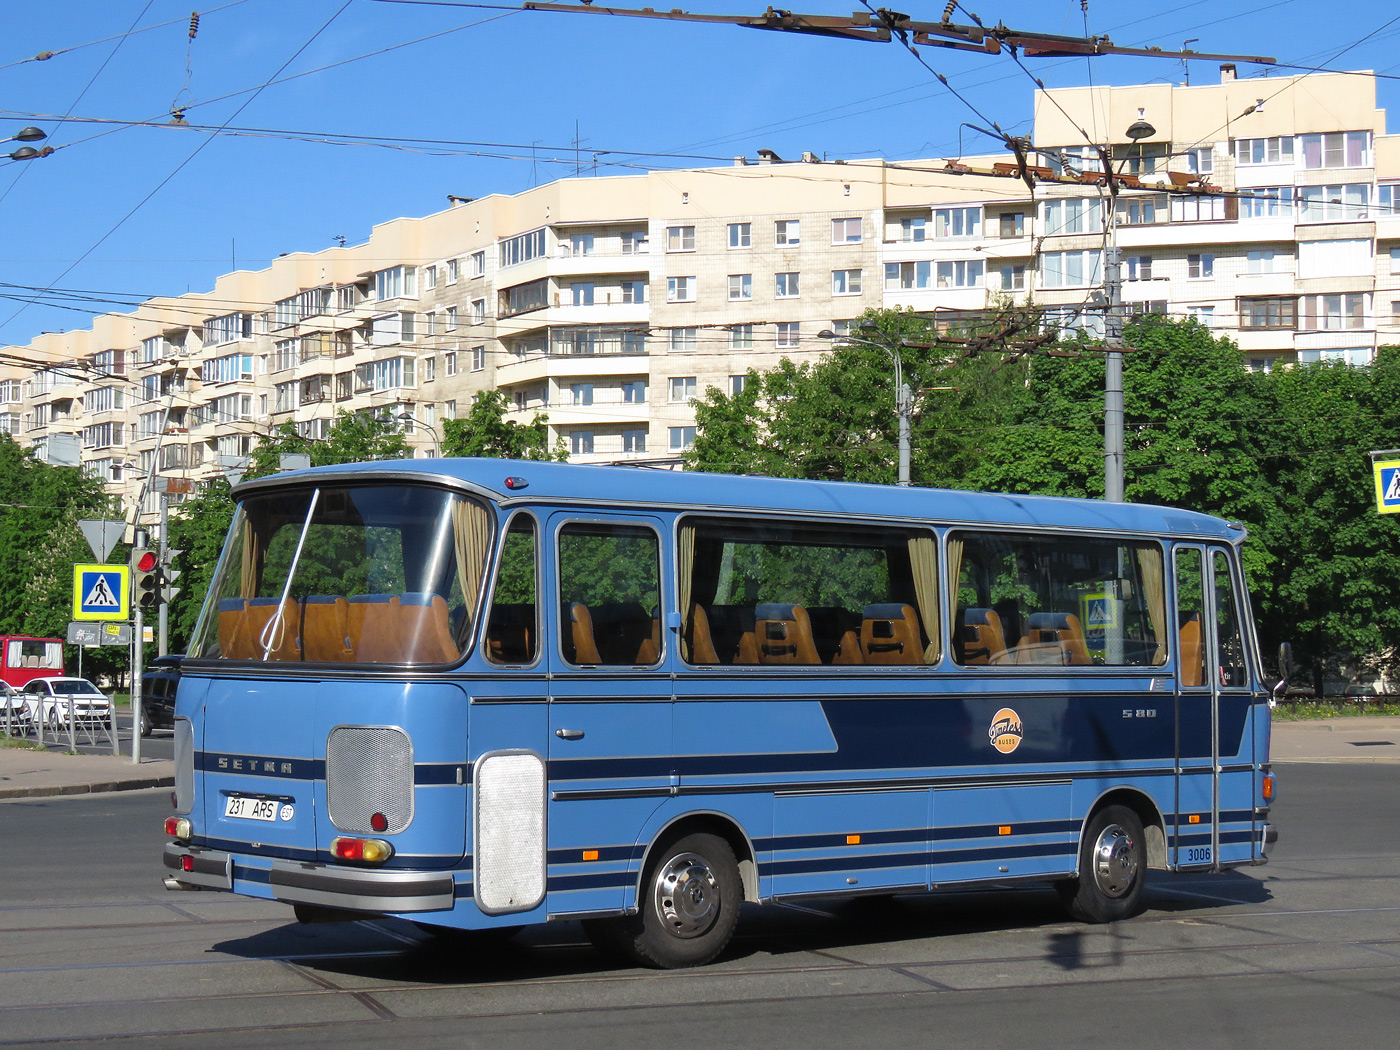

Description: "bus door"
468 511 550 921
1172 545 1249 871
545 514 673 917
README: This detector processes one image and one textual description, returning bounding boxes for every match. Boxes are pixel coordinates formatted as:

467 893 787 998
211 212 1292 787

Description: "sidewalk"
2 715 1398 801
0 747 173 800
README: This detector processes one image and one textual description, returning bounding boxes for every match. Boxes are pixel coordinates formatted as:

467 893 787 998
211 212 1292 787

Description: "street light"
397 412 443 456
4 126 48 163
1101 114 1157 504
818 324 913 486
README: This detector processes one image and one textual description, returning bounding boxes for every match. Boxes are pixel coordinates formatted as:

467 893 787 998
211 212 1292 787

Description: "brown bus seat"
561 602 603 665
707 605 759 665
486 602 536 663
754 603 821 665
685 604 721 665
860 603 923 665
301 595 352 663
1179 612 1204 687
591 602 660 665
349 593 457 665
246 597 301 662
808 606 863 665
958 607 1007 665
1024 611 1093 666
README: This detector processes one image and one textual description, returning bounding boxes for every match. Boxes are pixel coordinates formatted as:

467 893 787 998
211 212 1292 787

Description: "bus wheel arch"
638 811 759 904
1057 788 1163 924
1083 787 1167 869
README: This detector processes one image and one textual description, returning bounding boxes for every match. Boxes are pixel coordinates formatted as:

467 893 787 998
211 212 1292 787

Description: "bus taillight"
165 817 191 840
1262 773 1275 801
331 837 394 864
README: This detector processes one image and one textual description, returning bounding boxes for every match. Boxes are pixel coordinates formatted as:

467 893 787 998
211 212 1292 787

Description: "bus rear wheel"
585 831 741 969
1057 805 1146 924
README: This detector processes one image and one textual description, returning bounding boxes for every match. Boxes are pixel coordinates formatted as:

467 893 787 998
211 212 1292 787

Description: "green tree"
0 435 123 678
440 390 567 461
246 410 410 480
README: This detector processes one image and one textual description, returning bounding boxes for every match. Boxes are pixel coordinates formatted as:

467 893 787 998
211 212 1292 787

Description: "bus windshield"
190 483 493 666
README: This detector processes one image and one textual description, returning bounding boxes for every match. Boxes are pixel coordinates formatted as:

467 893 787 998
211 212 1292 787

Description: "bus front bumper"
162 843 455 912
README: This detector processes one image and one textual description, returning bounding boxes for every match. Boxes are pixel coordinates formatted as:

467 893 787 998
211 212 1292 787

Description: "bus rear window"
190 484 492 666
951 531 1167 667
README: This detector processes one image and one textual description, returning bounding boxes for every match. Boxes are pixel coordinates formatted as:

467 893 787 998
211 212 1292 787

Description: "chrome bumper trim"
162 844 233 890
269 860 455 913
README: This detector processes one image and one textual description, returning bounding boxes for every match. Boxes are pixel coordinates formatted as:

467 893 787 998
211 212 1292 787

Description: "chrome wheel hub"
1090 823 1138 898
652 851 721 938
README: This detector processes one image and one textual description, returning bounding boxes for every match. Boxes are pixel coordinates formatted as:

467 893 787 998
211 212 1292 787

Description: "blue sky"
1 0 1397 350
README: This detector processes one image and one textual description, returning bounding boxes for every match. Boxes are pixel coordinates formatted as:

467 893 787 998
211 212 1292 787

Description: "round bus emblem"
988 708 1024 754
280 804 294 821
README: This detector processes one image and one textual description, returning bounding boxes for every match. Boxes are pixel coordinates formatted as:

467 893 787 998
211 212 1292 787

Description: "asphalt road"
1 763 1398 1049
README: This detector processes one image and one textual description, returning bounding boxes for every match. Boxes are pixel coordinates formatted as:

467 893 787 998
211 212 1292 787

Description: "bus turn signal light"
165 817 191 840
1262 773 1275 801
331 837 394 864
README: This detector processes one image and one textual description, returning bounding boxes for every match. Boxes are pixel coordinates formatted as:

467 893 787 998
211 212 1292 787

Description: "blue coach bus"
163 459 1276 968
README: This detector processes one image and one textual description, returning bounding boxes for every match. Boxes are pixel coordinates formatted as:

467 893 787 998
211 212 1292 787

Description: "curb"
0 776 174 801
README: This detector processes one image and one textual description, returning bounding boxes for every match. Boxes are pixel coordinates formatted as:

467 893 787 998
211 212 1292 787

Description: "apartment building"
2 68 1395 529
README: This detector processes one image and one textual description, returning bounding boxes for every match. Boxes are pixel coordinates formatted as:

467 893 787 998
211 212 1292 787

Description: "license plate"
224 795 278 822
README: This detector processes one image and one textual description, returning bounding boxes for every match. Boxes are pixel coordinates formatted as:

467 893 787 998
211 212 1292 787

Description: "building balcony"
515 402 652 427
497 350 650 387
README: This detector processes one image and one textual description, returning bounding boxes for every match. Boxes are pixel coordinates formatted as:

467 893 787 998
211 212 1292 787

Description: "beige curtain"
906 533 941 663
239 519 260 600
946 536 965 617
1136 546 1167 665
677 525 695 661
452 500 493 633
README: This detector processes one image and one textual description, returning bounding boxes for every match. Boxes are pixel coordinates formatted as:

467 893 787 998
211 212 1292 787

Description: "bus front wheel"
585 831 741 969
1057 805 1146 923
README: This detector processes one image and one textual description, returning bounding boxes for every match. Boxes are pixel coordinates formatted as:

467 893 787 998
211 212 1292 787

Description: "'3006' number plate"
224 795 278 822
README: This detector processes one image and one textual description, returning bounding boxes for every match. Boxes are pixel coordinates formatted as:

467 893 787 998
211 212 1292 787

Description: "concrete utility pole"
820 326 912 486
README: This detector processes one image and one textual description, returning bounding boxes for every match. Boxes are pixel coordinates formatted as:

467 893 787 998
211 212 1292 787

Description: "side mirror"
1278 641 1295 679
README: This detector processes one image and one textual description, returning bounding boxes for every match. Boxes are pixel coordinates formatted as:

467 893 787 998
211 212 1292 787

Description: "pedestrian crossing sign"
1374 459 1400 514
72 563 130 621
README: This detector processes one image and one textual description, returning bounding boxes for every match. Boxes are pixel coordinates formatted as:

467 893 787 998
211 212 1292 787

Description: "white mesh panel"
326 726 414 834
474 751 546 913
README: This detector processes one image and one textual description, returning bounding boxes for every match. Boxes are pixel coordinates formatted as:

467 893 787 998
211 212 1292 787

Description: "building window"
775 272 800 298
445 400 456 419
424 312 438 337
667 276 696 303
623 429 647 453
424 356 436 382
1301 131 1370 169
570 430 594 455
1116 196 1165 226
423 265 437 291
1000 264 1026 291
1299 184 1369 222
1186 147 1214 174
1126 256 1153 281
1188 253 1214 279
1042 198 1102 236
471 299 487 324
1238 187 1293 219
1118 142 1166 175
934 206 980 238
572 283 595 307
445 351 458 376
666 225 696 252
1232 136 1293 165
900 217 926 242
572 383 594 406
885 261 931 290
1041 306 1106 340
622 280 647 304
567 233 594 257
670 328 698 352
1171 195 1229 222
1299 238 1371 278
832 269 862 295
831 217 862 244
1300 293 1367 331
1188 305 1215 328
669 426 696 452
1381 184 1398 215
447 258 460 283
621 231 648 255
1246 249 1277 274
998 212 1025 238
729 374 750 398
775 322 800 349
1239 297 1297 329
623 380 647 403
669 376 697 402
399 312 416 342
202 312 253 346
1039 250 1102 288
374 266 416 301
936 260 983 288
445 305 458 330
1298 347 1373 366
728 222 751 249
1392 246 1400 274
728 274 752 301
470 252 484 278
499 229 547 267
774 219 800 246
472 345 486 371
730 324 753 349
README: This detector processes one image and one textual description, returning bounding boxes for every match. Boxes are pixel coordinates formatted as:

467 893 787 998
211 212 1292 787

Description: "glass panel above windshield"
190 484 492 666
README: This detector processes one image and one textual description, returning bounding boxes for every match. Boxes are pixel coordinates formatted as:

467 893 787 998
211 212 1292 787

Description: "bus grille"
326 726 414 835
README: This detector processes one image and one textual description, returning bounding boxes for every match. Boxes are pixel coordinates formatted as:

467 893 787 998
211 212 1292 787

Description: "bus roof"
234 458 1243 542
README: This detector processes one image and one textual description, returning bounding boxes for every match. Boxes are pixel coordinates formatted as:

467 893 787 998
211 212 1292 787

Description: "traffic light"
131 548 160 610
161 549 184 604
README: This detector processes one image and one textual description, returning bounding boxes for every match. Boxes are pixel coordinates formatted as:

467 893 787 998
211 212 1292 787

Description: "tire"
584 831 742 969
139 706 152 737
1057 804 1147 923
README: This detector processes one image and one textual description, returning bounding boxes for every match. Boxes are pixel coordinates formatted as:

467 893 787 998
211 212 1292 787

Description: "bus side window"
1174 548 1205 688
486 517 538 665
557 523 661 667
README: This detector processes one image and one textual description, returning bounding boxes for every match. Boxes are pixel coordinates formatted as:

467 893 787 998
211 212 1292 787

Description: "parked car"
139 655 183 736
20 677 112 730
1 681 31 733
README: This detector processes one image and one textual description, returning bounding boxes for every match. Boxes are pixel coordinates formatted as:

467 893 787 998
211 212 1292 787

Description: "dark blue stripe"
769 850 927 876
547 845 635 865
932 841 1077 865
548 871 634 892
